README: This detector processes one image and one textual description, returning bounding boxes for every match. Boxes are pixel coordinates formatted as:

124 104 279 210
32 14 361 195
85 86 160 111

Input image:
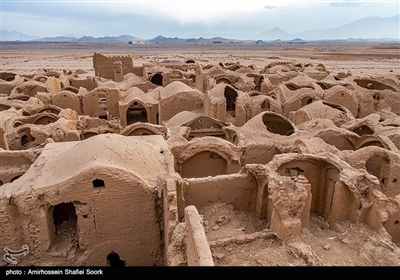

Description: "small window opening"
151 74 163 86
93 179 105 188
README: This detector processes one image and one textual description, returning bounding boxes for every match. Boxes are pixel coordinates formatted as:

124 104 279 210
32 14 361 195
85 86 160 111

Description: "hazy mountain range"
257 15 399 41
1 15 399 43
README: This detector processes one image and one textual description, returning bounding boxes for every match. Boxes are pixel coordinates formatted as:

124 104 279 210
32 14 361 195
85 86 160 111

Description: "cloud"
330 0 363 7
1 0 399 39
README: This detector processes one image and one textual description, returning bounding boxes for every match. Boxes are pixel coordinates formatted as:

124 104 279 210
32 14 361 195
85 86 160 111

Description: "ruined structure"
1 52 400 266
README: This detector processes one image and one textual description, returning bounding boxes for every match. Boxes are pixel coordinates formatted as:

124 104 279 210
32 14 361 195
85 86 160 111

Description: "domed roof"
5 134 174 194
161 81 199 98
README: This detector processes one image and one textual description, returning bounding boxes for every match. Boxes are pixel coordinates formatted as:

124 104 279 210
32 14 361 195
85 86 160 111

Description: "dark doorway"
126 101 148 125
51 202 78 247
224 86 238 117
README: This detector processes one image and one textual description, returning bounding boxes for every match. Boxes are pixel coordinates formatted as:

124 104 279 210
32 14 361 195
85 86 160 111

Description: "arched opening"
181 151 228 178
13 121 23 128
286 83 299 91
126 128 155 136
255 76 263 91
51 202 78 249
322 101 347 113
261 100 270 111
216 78 231 85
262 113 295 136
151 74 163 86
358 140 383 149
33 115 58 125
20 130 35 149
354 78 396 92
126 101 148 125
21 135 30 147
36 107 61 115
301 97 313 107
0 72 16 81
61 86 79 94
352 125 374 136
278 159 341 221
224 86 238 117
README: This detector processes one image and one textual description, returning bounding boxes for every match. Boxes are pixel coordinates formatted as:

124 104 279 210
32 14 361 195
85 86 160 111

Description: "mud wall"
184 206 214 266
181 171 257 213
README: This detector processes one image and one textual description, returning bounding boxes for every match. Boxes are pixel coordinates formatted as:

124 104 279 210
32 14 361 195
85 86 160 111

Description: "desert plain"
1 41 399 77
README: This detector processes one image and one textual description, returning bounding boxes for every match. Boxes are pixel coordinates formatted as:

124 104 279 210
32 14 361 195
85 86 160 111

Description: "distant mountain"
294 15 399 40
35 35 139 43
147 35 186 43
256 27 290 41
257 15 399 41
1 30 40 41
2 15 398 43
38 36 78 42
148 35 248 44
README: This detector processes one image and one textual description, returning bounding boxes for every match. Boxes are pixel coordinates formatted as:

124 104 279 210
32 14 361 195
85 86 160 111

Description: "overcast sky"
1 0 399 39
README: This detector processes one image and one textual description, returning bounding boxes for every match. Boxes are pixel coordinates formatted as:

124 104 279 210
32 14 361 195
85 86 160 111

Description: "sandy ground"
200 203 400 266
1 41 400 266
1 42 399 79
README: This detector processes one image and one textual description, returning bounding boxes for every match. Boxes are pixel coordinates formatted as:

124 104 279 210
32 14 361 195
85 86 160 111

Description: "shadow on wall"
106 251 127 267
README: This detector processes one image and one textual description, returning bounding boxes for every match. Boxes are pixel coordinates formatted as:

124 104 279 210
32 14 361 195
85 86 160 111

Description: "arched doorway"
224 86 237 117
278 159 341 220
126 101 148 125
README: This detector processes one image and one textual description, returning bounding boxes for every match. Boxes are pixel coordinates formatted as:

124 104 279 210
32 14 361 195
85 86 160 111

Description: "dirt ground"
200 203 400 266
1 41 399 266
1 42 399 79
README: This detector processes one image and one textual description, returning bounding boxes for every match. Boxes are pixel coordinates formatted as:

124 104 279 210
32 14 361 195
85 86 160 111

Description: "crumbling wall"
181 170 257 213
93 52 143 80
184 205 214 266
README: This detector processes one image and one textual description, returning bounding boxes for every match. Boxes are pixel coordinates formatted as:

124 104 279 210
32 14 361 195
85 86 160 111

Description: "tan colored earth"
201 202 399 266
1 42 399 266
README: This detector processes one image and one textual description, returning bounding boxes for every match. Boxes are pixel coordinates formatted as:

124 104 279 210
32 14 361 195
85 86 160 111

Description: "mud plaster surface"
1 42 400 266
